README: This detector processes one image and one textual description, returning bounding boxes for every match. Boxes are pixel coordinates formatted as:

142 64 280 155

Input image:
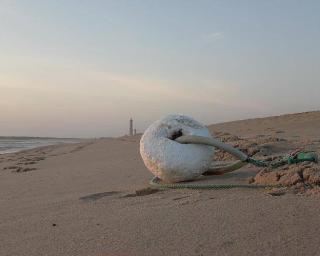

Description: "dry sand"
1 111 320 256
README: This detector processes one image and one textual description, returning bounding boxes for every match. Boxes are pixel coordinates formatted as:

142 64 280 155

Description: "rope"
149 135 318 190
150 177 279 190
247 151 318 168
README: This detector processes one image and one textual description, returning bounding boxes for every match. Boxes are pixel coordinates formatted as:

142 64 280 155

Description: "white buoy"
140 114 214 183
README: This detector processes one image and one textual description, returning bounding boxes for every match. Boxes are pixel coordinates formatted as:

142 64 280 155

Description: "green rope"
247 151 318 169
150 177 280 190
288 151 318 164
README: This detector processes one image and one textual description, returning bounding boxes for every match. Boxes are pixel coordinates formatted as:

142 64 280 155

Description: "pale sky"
1 0 320 138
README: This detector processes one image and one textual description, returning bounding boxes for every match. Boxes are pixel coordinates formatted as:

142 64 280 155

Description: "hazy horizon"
1 0 320 138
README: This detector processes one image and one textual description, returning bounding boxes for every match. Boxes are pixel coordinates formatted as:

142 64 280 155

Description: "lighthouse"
129 118 133 136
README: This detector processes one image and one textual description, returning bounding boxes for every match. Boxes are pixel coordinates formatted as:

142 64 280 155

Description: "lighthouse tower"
129 118 133 136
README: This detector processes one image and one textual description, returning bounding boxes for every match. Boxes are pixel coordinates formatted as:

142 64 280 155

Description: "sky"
1 0 320 138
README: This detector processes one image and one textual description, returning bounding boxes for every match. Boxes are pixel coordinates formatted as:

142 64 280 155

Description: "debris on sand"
213 132 320 195
253 162 320 194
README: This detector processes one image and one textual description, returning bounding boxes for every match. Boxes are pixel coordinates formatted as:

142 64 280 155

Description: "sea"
0 137 81 154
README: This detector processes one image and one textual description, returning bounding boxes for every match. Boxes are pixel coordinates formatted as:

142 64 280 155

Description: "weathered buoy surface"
140 115 214 183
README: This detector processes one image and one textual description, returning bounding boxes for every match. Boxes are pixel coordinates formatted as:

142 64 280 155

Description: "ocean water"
0 137 80 154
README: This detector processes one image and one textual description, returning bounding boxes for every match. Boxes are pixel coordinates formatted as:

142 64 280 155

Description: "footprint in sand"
79 188 161 202
3 165 37 172
3 166 20 170
15 167 37 173
79 191 122 201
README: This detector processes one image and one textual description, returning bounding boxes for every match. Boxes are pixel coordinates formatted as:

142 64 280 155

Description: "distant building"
129 118 133 136
134 129 137 135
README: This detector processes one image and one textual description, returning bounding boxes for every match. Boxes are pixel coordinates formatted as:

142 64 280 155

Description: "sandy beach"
1 111 320 256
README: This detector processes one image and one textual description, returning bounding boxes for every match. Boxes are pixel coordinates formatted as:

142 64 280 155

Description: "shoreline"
0 138 85 155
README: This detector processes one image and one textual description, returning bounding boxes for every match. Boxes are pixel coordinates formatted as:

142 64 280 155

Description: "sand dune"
1 111 320 256
209 111 320 140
